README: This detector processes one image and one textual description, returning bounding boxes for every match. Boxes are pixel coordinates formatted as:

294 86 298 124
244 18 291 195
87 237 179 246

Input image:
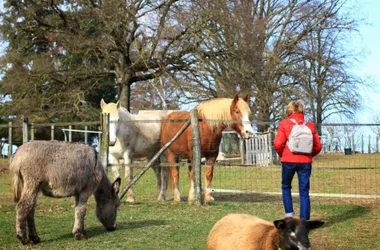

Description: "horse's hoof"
157 195 166 201
29 235 41 244
173 197 181 202
125 197 135 203
204 195 215 203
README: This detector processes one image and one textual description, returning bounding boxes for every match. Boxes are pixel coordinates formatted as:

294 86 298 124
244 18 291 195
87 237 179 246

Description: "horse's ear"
100 99 106 109
113 177 121 195
116 101 120 108
243 94 249 103
233 93 239 104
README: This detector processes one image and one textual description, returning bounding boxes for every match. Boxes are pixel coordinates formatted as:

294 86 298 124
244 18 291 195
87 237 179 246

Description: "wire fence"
1 119 379 200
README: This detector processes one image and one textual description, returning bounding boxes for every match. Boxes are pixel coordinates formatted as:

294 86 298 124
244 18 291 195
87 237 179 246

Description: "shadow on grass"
323 205 370 228
49 219 168 242
211 193 281 203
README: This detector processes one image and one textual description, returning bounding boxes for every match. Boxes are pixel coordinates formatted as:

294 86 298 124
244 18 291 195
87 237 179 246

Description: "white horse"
100 99 174 202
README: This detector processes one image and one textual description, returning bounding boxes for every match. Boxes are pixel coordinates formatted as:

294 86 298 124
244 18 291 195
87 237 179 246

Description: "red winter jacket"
274 113 322 163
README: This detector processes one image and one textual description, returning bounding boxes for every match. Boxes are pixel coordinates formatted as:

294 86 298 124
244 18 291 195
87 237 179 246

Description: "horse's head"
100 99 119 146
230 94 254 139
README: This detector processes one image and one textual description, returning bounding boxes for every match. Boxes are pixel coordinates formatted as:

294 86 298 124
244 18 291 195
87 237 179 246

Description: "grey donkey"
10 140 121 244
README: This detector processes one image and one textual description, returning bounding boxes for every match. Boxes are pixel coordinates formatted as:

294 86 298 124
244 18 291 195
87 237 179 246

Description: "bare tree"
194 0 361 132
293 3 364 135
0 0 206 121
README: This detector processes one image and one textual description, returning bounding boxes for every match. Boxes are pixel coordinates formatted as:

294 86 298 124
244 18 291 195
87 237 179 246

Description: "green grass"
0 157 380 249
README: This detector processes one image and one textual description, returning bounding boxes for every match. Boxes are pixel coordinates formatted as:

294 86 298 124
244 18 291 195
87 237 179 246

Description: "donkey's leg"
157 155 168 201
27 205 40 244
167 151 181 202
204 158 217 202
123 152 135 203
16 183 39 244
72 194 90 240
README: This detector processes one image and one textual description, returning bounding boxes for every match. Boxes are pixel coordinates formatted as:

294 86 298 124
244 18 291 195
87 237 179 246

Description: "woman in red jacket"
274 101 322 220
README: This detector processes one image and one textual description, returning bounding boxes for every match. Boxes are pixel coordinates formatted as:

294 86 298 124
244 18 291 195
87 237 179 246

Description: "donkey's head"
100 99 119 146
274 217 324 250
96 178 121 231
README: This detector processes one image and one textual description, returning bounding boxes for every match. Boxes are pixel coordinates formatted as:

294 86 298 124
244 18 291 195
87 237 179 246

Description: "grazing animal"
10 140 121 244
206 214 324 250
100 99 175 202
160 94 254 203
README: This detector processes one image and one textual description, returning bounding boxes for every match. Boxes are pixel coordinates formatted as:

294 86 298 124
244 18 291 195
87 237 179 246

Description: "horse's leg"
188 159 195 204
16 182 39 244
123 152 135 203
167 150 181 202
72 194 90 240
152 158 161 194
109 152 121 180
157 155 168 201
205 157 217 202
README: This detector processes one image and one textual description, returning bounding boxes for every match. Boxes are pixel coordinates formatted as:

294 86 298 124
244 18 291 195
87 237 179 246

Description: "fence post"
268 132 273 164
8 121 12 159
99 113 110 172
240 138 245 164
68 125 72 142
51 125 55 140
361 135 364 154
84 126 88 144
352 135 355 154
30 123 35 141
368 135 371 154
190 109 203 205
22 118 28 143
376 136 379 153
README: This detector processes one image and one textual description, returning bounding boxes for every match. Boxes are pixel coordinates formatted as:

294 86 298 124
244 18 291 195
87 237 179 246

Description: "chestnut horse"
160 94 254 203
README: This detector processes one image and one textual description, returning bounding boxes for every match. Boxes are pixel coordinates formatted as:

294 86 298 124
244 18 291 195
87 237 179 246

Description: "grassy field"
0 155 379 250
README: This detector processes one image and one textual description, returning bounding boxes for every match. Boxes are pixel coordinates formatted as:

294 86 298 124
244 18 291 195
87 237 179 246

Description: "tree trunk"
118 82 131 111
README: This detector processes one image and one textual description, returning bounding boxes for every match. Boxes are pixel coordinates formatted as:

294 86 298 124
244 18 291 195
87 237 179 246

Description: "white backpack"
287 118 313 154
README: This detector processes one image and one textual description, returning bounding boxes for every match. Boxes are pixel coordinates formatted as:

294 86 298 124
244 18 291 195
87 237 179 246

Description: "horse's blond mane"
196 98 251 131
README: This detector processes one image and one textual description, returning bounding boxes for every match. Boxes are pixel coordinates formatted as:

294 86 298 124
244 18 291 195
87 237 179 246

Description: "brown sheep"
206 214 324 250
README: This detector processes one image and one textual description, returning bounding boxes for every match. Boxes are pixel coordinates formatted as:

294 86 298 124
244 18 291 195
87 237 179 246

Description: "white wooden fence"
244 133 272 166
219 131 273 166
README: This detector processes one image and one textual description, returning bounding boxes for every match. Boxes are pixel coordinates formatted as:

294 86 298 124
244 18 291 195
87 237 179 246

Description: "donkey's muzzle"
106 226 116 231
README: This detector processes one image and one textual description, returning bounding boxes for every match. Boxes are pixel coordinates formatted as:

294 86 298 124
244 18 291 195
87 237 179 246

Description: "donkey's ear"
233 93 239 104
243 94 249 103
113 177 121 195
100 99 106 109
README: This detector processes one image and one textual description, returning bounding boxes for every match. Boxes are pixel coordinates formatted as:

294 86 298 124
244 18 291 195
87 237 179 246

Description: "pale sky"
353 0 380 123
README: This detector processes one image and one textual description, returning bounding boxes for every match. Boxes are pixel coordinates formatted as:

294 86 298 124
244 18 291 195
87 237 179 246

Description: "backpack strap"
290 118 305 125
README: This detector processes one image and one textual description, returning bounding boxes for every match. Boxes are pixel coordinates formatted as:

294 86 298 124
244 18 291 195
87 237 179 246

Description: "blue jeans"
281 162 312 220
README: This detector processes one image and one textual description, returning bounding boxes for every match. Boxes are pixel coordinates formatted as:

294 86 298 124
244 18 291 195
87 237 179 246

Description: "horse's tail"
10 157 23 203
